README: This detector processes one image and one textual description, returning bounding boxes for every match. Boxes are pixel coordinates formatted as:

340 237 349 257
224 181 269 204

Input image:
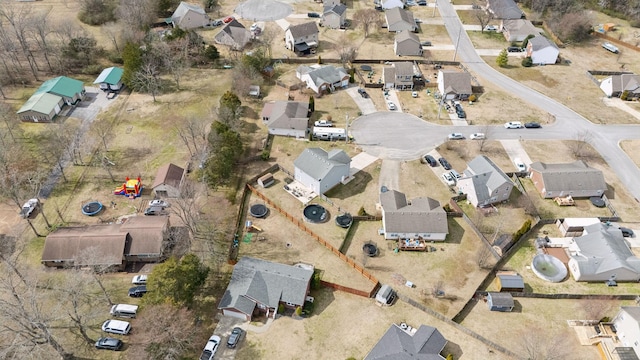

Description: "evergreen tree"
496 49 509 67
122 42 143 88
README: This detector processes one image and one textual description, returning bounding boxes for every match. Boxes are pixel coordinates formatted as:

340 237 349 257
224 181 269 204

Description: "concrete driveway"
379 159 400 191
345 86 377 115
385 89 403 112
500 140 533 171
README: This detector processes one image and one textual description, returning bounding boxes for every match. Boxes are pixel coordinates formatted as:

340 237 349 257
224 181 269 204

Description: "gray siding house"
382 62 415 90
394 30 422 56
380 190 448 241
261 101 310 138
529 160 607 199
294 148 351 195
171 2 210 29
485 0 524 19
385 7 416 32
437 70 472 100
214 19 251 50
364 323 447 360
217 257 313 321
296 65 350 94
600 73 640 99
568 223 640 282
457 155 513 207
501 19 540 42
613 307 640 358
321 4 347 29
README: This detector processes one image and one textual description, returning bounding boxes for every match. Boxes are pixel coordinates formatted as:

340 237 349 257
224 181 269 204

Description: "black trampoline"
303 204 328 223
250 204 269 218
335 213 353 228
590 196 606 208
82 201 103 216
363 243 378 257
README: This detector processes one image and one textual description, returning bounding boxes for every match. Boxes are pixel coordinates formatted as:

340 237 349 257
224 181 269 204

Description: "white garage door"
222 309 248 321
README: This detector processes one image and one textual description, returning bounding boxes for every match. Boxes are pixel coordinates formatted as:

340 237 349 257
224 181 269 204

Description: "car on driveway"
620 227 634 238
227 327 244 348
128 285 147 298
442 172 456 186
438 157 451 170
484 25 498 31
417 0 427 5
307 12 320 18
95 337 123 351
20 198 39 219
357 88 369 98
314 119 333 127
422 154 437 167
470 133 485 140
200 335 221 360
524 122 541 128
387 101 397 111
223 16 234 23
507 46 524 52
448 133 464 140
504 121 523 129
131 274 148 285
420 41 432 47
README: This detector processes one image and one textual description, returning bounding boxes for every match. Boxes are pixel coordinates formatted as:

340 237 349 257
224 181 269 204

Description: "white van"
110 304 139 318
102 319 131 335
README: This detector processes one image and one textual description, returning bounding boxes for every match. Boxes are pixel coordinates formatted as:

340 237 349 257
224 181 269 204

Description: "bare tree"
59 269 104 346
0 2 40 79
170 181 208 250
161 38 190 89
132 62 161 102
175 116 208 157
476 125 492 152
569 130 593 158
28 9 55 73
334 35 358 66
90 118 115 152
101 21 122 53
476 245 494 269
353 9 381 38
117 0 156 31
473 3 493 33
517 327 571 360
76 247 116 306
579 299 614 321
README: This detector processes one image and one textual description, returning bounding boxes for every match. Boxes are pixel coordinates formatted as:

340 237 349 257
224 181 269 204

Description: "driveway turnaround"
234 0 292 21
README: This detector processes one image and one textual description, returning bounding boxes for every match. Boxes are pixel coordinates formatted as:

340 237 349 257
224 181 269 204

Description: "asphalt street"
352 0 640 202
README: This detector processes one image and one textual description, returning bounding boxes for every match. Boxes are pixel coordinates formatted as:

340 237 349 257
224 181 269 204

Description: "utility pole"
345 114 350 143
453 26 462 61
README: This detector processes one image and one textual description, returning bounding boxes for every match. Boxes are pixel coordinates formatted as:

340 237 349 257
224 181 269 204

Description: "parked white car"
200 334 221 360
387 101 397 111
469 133 485 140
20 198 39 219
504 121 523 129
441 172 456 186
514 158 526 172
131 274 148 285
314 119 333 127
447 133 464 140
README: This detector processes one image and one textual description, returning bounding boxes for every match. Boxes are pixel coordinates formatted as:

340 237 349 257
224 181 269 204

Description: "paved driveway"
379 160 400 191
500 140 533 171
345 87 377 115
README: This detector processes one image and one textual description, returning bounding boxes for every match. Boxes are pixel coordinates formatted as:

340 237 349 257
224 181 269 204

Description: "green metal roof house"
16 92 65 123
34 76 85 105
93 67 124 91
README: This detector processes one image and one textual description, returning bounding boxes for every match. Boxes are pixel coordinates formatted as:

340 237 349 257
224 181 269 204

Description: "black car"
307 12 320 18
438 157 451 170
417 0 427 5
357 88 369 98
423 154 437 167
620 227 634 238
457 110 466 118
128 285 147 298
524 122 541 128
227 327 244 348
95 337 123 351
507 46 523 52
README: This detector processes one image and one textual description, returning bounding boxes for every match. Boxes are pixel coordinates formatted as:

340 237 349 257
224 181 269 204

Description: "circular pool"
335 213 353 228
531 254 567 282
303 204 328 223
250 204 269 218
81 201 103 216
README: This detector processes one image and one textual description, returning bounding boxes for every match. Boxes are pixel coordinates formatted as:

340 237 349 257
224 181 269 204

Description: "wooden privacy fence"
247 184 379 293
321 280 379 298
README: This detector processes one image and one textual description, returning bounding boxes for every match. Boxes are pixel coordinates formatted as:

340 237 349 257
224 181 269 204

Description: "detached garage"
17 92 64 123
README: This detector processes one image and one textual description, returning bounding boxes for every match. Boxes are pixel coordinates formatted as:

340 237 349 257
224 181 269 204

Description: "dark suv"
357 88 369 98
507 46 523 52
423 154 437 167
227 327 244 348
128 285 147 298
438 157 451 170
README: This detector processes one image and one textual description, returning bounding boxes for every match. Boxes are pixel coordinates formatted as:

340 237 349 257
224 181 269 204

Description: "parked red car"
223 16 234 24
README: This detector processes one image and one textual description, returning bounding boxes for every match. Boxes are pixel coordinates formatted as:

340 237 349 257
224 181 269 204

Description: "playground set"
114 177 143 199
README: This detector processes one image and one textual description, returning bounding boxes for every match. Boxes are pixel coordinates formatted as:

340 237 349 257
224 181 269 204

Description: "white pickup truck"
314 119 333 127
20 199 39 219
602 42 619 54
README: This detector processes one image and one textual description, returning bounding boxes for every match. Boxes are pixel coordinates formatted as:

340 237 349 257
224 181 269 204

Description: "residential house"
385 7 416 32
382 62 416 90
526 35 559 65
486 292 514 312
557 217 601 237
381 0 405 10
485 0 524 20
437 70 472 100
457 155 514 207
37 76 85 106
529 160 607 199
217 257 314 321
261 101 310 138
214 19 251 50
501 19 540 42
151 163 185 198
121 215 170 263
296 64 350 94
41 224 127 269
171 1 210 29
495 273 525 292
323 0 341 7
285 22 319 55
93 67 124 91
600 73 640 99
394 30 422 56
321 4 347 29
364 323 447 360
294 148 351 195
568 223 640 282
379 189 448 241
613 307 640 358
16 92 65 122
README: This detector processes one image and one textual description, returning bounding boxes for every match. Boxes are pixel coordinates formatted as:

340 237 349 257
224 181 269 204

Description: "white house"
381 0 405 10
294 148 351 195
600 73 640 99
296 65 349 94
613 307 640 358
380 190 448 240
285 22 319 55
526 35 559 65
261 101 310 138
171 2 210 29
457 155 514 207
568 223 640 282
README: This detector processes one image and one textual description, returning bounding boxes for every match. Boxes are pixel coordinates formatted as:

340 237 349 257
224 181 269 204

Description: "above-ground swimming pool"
531 254 567 282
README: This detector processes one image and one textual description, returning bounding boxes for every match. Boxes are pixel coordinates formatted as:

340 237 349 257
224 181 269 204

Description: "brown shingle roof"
121 215 169 257
152 163 185 189
42 224 126 266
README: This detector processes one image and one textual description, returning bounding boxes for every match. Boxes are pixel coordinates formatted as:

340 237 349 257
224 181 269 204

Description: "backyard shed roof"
496 274 524 290
93 67 124 85
17 92 62 114
487 292 514 307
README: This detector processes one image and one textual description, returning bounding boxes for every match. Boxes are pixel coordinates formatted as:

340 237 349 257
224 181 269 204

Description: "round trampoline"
303 204 328 223
363 243 378 257
82 201 103 216
250 204 269 218
590 196 606 208
335 213 353 228
531 254 567 282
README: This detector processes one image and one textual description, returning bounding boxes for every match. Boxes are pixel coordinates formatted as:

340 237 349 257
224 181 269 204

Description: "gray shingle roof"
287 22 319 38
380 190 448 235
571 223 640 279
395 29 419 43
486 0 523 19
463 155 511 201
502 19 539 38
217 257 314 315
621 306 640 322
497 274 524 289
608 74 640 94
529 160 606 195
528 34 558 51
487 292 514 307
439 70 472 95
297 65 349 88
385 7 416 31
265 101 309 131
294 148 351 181
323 3 347 15
215 19 251 48
365 324 447 360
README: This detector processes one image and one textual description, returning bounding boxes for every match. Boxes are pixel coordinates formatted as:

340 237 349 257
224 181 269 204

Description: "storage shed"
495 273 525 292
257 173 275 188
486 292 514 312
375 284 396 306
